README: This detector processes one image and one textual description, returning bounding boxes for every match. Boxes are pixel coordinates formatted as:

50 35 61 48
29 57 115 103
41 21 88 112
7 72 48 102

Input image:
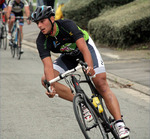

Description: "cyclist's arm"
24 5 30 18
42 56 55 85
24 5 31 24
6 5 12 19
76 37 95 76
7 6 12 24
42 56 56 97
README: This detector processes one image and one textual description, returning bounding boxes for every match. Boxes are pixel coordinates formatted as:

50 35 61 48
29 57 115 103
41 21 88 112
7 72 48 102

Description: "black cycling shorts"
10 11 24 25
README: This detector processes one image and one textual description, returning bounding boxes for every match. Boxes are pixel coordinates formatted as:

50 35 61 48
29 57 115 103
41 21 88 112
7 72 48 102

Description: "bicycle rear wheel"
73 94 108 139
16 28 22 60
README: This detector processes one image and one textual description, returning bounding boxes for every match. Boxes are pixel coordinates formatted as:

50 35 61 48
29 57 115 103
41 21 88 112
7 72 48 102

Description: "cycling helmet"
31 5 55 22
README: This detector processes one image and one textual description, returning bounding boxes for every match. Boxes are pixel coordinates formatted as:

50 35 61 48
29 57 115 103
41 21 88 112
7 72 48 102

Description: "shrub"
62 0 133 29
88 0 150 48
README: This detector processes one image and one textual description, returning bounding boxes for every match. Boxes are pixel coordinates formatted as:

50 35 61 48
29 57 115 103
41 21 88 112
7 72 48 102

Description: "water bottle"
92 96 103 113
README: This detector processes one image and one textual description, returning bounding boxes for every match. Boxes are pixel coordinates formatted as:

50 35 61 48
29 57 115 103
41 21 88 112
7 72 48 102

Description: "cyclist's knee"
11 18 15 22
93 72 110 95
10 16 15 22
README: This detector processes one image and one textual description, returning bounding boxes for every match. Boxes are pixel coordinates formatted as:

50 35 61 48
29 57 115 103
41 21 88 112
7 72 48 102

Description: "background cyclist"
0 0 7 23
31 6 130 139
7 0 31 53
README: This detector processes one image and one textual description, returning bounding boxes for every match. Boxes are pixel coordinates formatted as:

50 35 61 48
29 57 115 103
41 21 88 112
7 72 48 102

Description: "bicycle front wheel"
2 25 7 50
16 28 22 60
73 95 108 139
0 27 3 49
0 40 1 48
2 25 8 50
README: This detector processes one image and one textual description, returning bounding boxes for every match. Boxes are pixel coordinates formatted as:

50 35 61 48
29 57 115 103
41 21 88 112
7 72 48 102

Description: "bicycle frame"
11 17 20 41
9 16 27 59
11 16 28 42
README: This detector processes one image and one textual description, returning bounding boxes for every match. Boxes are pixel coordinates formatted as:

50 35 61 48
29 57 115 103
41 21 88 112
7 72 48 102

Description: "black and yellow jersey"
36 19 89 59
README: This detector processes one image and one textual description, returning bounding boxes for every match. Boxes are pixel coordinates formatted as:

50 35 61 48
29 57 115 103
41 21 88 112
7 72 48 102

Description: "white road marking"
102 53 120 59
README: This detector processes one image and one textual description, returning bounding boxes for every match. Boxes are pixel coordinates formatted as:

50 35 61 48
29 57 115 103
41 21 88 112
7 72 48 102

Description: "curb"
22 40 60 58
107 73 150 96
23 40 150 96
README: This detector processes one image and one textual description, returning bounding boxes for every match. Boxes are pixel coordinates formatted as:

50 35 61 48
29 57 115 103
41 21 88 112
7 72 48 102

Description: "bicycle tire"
11 44 15 58
0 27 3 49
73 94 108 139
2 24 7 50
0 37 1 49
16 28 22 60
99 96 120 139
0 39 1 48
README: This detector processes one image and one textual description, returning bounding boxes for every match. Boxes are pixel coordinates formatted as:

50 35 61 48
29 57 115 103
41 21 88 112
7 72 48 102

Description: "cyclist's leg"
87 36 121 120
87 36 129 138
19 17 24 42
18 19 23 48
15 12 24 47
7 12 15 39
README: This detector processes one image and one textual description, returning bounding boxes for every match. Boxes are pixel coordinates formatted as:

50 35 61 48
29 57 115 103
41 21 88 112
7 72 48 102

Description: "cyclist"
0 0 6 10
7 0 31 53
0 0 7 24
31 6 130 138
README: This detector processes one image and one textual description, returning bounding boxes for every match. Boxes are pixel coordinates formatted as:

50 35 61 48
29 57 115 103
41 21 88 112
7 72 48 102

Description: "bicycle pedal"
101 122 110 133
109 117 115 123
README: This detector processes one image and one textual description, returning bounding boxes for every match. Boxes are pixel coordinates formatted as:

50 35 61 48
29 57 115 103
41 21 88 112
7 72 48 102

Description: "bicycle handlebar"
49 59 88 85
43 59 89 95
43 60 86 92
49 64 82 85
15 16 28 19
9 16 29 20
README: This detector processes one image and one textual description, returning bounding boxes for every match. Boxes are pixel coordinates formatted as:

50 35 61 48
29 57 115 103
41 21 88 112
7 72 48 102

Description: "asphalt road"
0 44 150 139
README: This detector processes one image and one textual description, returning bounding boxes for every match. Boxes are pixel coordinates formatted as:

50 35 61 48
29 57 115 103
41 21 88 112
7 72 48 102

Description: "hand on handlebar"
26 19 31 25
86 66 96 78
76 59 96 78
45 85 56 98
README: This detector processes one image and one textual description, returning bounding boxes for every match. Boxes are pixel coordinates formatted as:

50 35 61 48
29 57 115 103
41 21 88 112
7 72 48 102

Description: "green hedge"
62 0 134 29
88 0 150 48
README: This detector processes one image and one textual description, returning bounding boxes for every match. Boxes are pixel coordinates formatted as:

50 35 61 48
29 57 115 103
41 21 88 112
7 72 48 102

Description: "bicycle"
44 59 130 139
9 16 26 60
0 11 7 50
